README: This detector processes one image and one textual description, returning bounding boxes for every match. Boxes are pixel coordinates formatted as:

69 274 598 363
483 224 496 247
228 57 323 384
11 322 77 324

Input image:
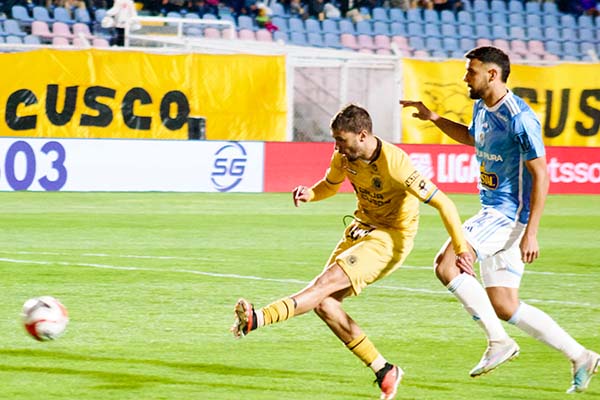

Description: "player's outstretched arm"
399 100 474 146
292 185 312 207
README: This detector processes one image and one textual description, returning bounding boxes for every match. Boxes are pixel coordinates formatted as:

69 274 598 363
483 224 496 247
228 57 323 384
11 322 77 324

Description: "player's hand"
399 100 438 121
520 233 539 264
292 185 311 207
455 251 475 276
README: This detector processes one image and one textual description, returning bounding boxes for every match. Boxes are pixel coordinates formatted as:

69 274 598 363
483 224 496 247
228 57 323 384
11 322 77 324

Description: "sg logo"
211 142 247 192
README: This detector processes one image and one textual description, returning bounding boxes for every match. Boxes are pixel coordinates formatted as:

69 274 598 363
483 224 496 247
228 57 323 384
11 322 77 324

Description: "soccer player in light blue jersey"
401 46 599 393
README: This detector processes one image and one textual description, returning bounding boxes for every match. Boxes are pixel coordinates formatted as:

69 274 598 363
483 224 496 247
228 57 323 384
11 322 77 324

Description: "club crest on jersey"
371 176 382 191
478 131 485 145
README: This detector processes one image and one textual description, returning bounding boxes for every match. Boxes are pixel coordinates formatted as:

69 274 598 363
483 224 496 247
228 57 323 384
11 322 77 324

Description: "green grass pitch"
0 192 598 399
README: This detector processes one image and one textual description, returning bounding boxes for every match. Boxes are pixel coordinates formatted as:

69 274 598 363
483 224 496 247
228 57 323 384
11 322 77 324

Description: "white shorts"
462 207 526 288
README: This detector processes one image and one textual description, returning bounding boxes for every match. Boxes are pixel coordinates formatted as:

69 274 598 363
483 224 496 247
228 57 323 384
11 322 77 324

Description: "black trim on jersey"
369 137 383 164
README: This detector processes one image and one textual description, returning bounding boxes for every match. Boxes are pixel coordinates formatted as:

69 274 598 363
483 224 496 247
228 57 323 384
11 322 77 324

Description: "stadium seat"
474 25 492 39
372 21 389 36
388 8 404 22
357 34 375 50
526 27 543 41
442 37 459 53
92 37 109 47
412 49 430 58
449 50 464 59
510 39 528 56
10 5 34 25
492 39 510 54
423 9 438 24
525 1 542 15
580 41 596 57
424 24 440 38
24 34 41 45
543 53 560 61
508 13 525 28
323 32 343 49
508 0 524 14
31 20 54 41
544 26 561 42
307 32 324 47
270 2 286 17
560 14 577 28
305 18 321 34
204 27 220 39
271 17 288 32
256 29 273 42
391 35 410 54
440 10 455 24
561 28 578 43
288 17 305 33
458 24 475 39
356 20 372 35
372 7 388 22
409 35 425 50
52 36 70 46
338 19 355 35
289 31 307 46
545 40 562 56
72 23 94 39
491 13 507 27
52 22 74 39
579 28 596 43
578 15 595 29
33 6 55 23
406 8 422 22
186 26 203 36
526 13 542 28
54 7 75 25
509 26 526 41
474 13 489 26
472 0 490 14
72 37 90 47
390 22 406 36
184 12 199 19
238 28 256 41
490 0 507 14
431 49 448 58
441 23 458 38
6 35 23 44
74 8 92 24
238 15 255 31
459 37 476 53
322 19 339 34
543 14 558 28
563 41 579 58
407 22 424 37
476 38 493 47
3 19 27 37
527 40 545 56
374 34 391 51
542 1 559 15
273 30 289 43
340 33 358 50
456 10 472 26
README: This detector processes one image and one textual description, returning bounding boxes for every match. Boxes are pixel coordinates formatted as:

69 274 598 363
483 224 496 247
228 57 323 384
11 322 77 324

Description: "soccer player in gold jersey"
231 103 474 400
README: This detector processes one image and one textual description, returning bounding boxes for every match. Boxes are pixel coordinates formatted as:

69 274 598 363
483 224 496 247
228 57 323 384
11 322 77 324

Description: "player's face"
332 129 362 161
463 58 490 100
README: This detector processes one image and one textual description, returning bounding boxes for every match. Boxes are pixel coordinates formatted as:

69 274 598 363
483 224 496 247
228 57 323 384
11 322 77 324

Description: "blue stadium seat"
562 28 578 43
431 49 448 58
475 25 492 39
11 5 34 24
273 30 289 42
238 15 255 31
305 18 321 33
456 11 472 26
271 17 288 32
322 19 339 34
542 1 559 15
324 32 342 49
32 6 55 23
508 0 524 14
423 9 438 24
371 7 388 22
526 27 543 41
373 21 390 36
544 26 561 42
545 40 562 56
509 26 526 41
289 31 307 46
492 25 508 40
560 14 576 28
407 22 424 37
441 23 458 38
472 0 490 14
579 28 596 43
525 1 542 15
389 8 404 22
307 32 324 47
75 8 92 24
449 49 465 59
389 21 406 36
508 13 525 28
542 14 558 27
491 13 507 27
288 17 304 33
563 41 579 58
270 2 286 17
405 8 422 22
355 20 372 35
24 34 41 45
578 15 595 29
474 13 489 26
459 37 476 52
580 41 595 56
442 37 459 52
3 19 27 37
458 24 474 39
490 0 507 14
424 23 441 38
440 10 455 24
338 19 355 34
409 35 425 50
6 34 23 44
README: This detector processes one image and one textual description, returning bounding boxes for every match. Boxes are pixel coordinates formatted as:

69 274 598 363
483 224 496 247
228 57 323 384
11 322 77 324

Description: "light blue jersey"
468 91 545 224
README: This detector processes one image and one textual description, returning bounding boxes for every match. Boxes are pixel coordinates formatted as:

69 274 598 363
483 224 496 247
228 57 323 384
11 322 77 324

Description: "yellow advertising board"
0 49 287 141
402 59 600 147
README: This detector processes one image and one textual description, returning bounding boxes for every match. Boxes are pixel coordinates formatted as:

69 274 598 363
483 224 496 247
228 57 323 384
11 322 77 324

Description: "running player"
401 46 599 393
231 103 474 400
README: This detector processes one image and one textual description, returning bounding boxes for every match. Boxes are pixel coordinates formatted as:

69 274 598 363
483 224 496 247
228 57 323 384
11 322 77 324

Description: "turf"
0 192 598 399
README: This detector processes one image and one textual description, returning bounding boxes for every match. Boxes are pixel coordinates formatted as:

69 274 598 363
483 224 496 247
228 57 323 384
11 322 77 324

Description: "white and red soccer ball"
21 296 69 341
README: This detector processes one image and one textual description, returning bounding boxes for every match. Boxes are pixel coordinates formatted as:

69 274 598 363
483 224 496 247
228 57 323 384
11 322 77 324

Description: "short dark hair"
465 46 511 83
330 104 372 134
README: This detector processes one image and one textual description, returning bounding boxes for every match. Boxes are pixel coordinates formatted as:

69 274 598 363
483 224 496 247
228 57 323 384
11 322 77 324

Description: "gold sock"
346 334 380 366
261 297 295 326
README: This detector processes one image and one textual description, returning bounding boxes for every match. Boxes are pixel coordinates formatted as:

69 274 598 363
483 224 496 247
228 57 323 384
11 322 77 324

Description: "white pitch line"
0 256 598 309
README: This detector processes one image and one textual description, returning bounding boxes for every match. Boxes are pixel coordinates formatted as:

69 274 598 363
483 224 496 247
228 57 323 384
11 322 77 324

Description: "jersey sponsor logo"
357 186 391 207
476 149 504 162
479 163 499 189
404 170 420 187
211 141 247 192
418 179 430 198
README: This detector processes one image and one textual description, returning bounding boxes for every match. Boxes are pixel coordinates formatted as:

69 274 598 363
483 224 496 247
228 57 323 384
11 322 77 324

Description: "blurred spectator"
105 0 138 45
557 0 599 15
289 0 308 19
189 0 218 16
389 0 411 10
324 1 341 18
432 0 462 12
307 0 325 20
255 2 278 31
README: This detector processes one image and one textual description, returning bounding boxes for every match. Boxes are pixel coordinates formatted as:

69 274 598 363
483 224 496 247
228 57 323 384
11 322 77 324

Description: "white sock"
508 302 585 361
447 273 509 342
369 354 387 373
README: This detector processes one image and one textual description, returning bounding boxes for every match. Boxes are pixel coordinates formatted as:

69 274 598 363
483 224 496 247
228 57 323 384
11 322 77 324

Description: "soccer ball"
21 296 69 341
